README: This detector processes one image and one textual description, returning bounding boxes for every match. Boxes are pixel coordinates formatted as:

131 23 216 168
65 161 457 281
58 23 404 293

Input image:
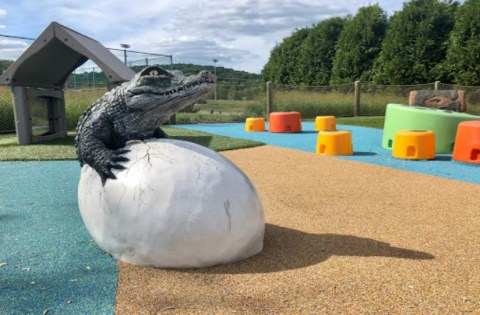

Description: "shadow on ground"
192 224 434 274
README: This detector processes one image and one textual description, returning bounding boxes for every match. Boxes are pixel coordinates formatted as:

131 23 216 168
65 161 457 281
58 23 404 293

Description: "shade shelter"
0 21 135 144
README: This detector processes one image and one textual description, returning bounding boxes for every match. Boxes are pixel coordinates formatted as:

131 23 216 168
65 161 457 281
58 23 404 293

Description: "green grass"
0 132 77 161
175 112 247 124
165 127 264 151
337 116 385 129
0 127 264 161
0 117 383 161
273 89 355 117
194 99 262 114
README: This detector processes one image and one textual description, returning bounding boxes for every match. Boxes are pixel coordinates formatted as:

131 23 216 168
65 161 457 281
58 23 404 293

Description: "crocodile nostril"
198 71 216 82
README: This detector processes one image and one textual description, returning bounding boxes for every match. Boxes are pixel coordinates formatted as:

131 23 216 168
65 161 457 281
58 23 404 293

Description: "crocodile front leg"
153 127 168 138
76 123 129 185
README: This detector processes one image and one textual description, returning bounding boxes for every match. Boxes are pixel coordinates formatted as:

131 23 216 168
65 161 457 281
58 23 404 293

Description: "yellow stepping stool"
245 117 265 132
316 130 353 155
392 130 435 160
314 116 336 131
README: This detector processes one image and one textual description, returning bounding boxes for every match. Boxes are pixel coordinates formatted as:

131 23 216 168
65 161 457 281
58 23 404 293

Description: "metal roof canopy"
0 21 135 88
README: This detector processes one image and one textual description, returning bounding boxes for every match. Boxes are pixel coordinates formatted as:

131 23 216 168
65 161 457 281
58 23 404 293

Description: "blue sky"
1 1 409 74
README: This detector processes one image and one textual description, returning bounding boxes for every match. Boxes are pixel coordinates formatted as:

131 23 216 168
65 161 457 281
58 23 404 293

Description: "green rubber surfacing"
382 104 480 153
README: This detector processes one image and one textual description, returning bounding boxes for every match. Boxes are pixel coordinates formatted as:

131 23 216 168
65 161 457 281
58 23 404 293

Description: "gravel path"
115 145 480 314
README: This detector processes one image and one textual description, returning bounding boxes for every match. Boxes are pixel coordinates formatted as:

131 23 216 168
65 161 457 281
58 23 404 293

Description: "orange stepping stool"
452 121 480 164
392 130 436 160
269 112 302 133
314 116 336 131
245 117 265 132
316 130 353 155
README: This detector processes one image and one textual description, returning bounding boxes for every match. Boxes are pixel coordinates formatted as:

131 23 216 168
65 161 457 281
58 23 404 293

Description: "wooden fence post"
354 80 361 116
266 81 273 119
434 81 441 90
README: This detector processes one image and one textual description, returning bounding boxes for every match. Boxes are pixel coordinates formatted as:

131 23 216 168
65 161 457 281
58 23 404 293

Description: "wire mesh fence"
64 56 173 89
359 82 436 116
64 88 107 130
436 82 480 114
272 83 355 117
2 81 480 134
0 86 15 133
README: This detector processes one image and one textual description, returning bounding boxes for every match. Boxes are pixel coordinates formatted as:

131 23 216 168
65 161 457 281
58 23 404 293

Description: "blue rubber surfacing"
174 122 480 185
0 161 117 315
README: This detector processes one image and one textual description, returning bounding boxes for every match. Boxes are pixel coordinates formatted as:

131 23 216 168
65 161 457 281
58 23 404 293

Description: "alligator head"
75 65 216 184
124 66 216 117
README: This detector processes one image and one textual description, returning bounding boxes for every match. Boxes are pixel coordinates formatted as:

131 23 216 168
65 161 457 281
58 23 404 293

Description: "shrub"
64 88 105 129
0 99 15 131
243 103 266 118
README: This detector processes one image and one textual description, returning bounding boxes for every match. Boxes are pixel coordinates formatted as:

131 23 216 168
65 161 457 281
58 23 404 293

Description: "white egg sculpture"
78 139 265 268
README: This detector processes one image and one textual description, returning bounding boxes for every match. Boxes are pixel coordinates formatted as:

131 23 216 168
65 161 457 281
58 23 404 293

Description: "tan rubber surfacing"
115 145 480 314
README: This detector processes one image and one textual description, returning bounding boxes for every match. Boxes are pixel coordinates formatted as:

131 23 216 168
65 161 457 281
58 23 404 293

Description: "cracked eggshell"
78 139 265 268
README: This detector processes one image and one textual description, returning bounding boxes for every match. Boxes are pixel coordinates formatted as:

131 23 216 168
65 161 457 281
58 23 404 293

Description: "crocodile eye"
149 69 159 76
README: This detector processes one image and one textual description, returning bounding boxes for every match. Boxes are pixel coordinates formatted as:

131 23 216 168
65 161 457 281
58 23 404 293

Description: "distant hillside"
0 60 14 74
0 58 260 88
132 63 260 84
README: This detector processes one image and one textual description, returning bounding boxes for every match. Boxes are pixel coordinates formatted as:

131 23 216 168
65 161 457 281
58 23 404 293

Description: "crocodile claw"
95 149 130 185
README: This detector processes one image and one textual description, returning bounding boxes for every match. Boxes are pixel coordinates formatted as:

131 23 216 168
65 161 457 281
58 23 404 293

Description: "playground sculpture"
410 90 465 112
75 66 215 184
75 66 265 268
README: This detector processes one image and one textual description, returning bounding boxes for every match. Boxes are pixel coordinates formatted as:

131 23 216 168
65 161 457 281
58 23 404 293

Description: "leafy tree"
444 0 480 85
297 17 346 85
261 28 311 84
372 0 458 84
331 5 387 84
260 44 283 83
0 60 14 74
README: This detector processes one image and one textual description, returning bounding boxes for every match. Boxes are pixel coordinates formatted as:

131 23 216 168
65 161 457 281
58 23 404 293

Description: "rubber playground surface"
177 122 480 185
1 123 479 314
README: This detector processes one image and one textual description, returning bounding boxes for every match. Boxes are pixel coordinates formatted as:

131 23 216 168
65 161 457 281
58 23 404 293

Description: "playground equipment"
0 22 134 145
409 90 465 112
268 112 302 133
382 104 479 154
452 121 480 164
245 118 265 132
314 116 336 131
316 130 353 156
392 130 436 160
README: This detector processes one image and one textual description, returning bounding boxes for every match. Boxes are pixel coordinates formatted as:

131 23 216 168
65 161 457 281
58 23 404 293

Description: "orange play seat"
452 121 480 164
268 112 302 133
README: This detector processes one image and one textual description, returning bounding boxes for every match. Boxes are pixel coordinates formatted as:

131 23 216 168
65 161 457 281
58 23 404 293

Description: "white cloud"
0 39 29 60
0 0 409 73
0 8 6 29
97 0 358 73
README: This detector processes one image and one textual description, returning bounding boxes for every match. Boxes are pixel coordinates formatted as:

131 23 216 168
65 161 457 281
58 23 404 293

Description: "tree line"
67 63 259 89
260 0 480 86
1 60 260 89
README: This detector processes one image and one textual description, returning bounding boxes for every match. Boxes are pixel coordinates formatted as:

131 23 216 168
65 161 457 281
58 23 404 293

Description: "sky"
0 0 406 74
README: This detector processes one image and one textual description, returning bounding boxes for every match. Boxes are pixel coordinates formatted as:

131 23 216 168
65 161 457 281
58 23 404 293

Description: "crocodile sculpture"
75 65 215 184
